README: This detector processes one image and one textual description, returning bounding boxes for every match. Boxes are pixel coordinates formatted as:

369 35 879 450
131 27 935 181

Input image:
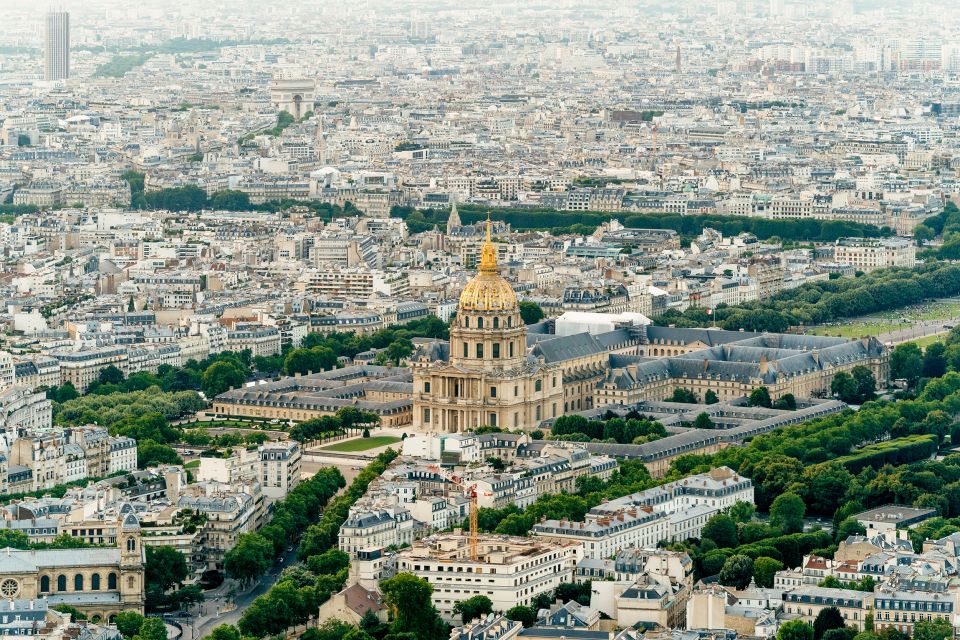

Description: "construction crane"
429 465 484 560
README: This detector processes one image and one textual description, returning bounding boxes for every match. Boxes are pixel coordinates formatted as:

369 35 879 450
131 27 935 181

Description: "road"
175 428 418 637
184 547 300 639
875 319 955 345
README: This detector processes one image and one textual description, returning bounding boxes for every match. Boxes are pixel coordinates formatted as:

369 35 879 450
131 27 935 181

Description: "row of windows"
40 573 123 592
462 315 513 329
461 342 515 359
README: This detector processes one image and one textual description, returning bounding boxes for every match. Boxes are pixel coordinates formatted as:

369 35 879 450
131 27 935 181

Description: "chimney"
811 349 820 365
759 355 768 375
703 358 709 373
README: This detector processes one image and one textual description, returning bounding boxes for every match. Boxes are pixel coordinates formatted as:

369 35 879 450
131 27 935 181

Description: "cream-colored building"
0 512 145 621
782 585 874 631
411 222 565 432
834 237 916 272
395 533 582 623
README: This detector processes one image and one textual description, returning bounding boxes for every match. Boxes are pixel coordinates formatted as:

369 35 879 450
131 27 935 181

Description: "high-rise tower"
44 11 70 81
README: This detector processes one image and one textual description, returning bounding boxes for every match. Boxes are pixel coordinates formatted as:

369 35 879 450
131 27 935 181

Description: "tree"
702 513 738 548
145 546 189 592
114 611 144 638
822 629 856 640
914 224 935 245
727 501 756 523
835 517 866 543
923 343 948 379
912 619 953 640
506 605 537 628
224 533 274 585
718 554 754 589
891 342 923 386
774 393 797 410
52 605 87 621
380 573 448 640
202 361 247 397
0 530 30 549
284 347 337 376
705 390 719 404
669 387 698 403
135 618 168 640
831 372 859 404
748 386 772 408
813 607 846 640
753 556 784 588
206 626 241 640
770 493 806 534
851 366 877 402
778 620 814 640
137 439 183 468
453 595 493 624
306 549 350 576
693 412 715 429
518 301 544 325
98 365 125 385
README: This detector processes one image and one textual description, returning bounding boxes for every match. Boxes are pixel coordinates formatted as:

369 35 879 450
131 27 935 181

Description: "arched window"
476 343 484 358
462 342 468 358
40 576 50 593
535 380 542 392
507 317 512 328
477 317 484 329
108 574 117 590
493 317 499 328
492 343 500 358
74 574 84 591
509 342 514 358
57 575 66 592
126 538 136 552
91 574 101 590
536 406 542 420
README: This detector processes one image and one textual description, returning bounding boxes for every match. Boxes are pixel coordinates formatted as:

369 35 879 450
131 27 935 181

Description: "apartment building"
833 237 916 272
225 323 281 357
532 509 669 560
783 586 874 631
50 346 127 393
259 440 302 500
339 506 416 556
9 432 69 492
533 468 753 555
176 490 260 569
873 588 955 636
395 533 582 623
0 386 52 434
109 437 138 474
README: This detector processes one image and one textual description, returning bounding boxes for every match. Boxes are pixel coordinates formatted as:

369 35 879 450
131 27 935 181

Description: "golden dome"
458 218 519 312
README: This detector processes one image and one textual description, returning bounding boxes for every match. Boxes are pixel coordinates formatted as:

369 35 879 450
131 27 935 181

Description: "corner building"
412 221 564 432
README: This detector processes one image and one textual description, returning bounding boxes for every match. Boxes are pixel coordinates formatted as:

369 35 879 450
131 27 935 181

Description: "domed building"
411 221 564 433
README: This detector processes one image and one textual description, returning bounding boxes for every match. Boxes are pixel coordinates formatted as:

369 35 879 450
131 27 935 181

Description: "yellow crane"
431 465 483 560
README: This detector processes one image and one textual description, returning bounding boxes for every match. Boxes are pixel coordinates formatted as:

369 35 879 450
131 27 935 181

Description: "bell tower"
118 511 145 608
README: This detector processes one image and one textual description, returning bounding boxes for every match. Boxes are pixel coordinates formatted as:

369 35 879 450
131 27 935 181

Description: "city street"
184 548 300 639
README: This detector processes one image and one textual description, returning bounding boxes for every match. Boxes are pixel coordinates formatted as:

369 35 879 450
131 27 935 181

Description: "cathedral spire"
479 215 498 274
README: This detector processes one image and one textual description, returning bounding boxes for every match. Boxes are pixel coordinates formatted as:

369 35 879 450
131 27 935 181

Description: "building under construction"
395 532 582 623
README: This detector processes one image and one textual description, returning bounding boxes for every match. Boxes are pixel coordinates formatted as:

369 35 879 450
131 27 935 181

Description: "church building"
0 510 145 621
412 221 565 432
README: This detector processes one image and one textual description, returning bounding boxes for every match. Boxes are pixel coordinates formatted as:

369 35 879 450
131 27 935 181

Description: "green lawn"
321 436 401 452
807 322 899 339
184 460 201 469
806 297 960 339
905 333 946 349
